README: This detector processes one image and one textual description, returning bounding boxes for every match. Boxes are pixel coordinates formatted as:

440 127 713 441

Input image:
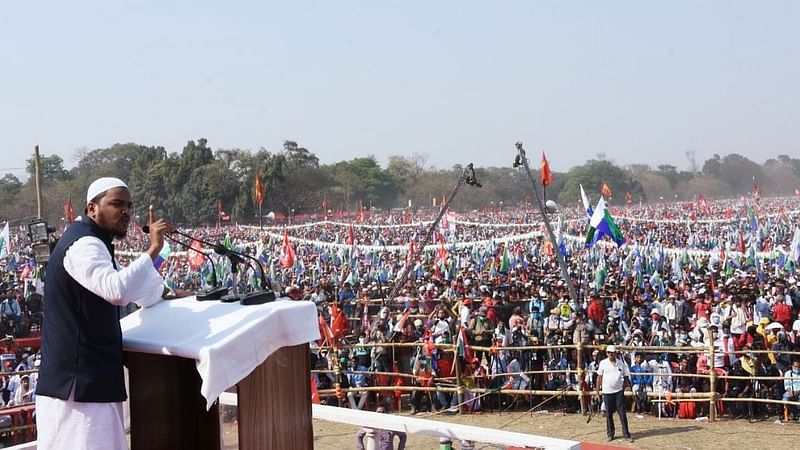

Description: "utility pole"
34 145 43 219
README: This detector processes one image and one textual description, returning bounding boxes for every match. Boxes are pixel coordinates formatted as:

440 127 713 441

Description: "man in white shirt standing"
594 345 634 443
36 177 183 450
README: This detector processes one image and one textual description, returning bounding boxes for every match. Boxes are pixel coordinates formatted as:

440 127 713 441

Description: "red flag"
64 195 75 223
697 193 710 215
310 376 320 404
347 223 355 246
322 197 329 215
188 238 205 270
254 172 264 206
540 151 553 187
752 177 761 199
601 182 613 198
356 200 364 222
280 229 296 268
317 314 336 347
405 241 416 267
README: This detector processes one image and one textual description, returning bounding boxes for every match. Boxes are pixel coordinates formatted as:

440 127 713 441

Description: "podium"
121 297 320 450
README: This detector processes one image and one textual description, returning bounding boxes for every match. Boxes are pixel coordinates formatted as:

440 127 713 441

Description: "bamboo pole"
453 342 464 414
576 341 586 414
708 327 717 422
34 145 43 219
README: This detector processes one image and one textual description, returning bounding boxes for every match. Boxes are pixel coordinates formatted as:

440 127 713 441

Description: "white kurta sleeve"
63 236 165 308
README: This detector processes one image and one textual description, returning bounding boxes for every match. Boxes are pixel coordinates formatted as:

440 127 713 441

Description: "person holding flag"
36 177 190 450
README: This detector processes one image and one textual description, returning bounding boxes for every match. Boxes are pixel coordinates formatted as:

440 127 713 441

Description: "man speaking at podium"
36 177 182 450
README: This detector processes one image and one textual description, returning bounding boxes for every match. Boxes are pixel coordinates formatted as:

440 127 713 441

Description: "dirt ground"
311 411 800 450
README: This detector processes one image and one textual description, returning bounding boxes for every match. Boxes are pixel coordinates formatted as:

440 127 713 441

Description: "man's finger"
149 205 156 224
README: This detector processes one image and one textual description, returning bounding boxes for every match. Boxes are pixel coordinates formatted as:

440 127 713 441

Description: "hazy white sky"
1 1 798 179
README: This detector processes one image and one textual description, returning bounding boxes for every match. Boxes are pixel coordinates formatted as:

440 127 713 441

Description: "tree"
26 154 71 183
557 160 645 206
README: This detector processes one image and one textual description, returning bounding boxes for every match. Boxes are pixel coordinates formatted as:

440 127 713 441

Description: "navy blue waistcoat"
37 218 127 402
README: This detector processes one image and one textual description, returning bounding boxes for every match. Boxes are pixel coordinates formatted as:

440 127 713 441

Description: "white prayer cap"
86 177 128 203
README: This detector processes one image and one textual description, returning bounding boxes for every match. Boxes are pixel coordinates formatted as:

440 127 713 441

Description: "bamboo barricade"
316 340 800 421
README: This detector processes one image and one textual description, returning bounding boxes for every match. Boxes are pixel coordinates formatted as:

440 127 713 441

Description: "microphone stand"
383 163 481 307
210 242 275 305
142 226 228 301
145 226 274 304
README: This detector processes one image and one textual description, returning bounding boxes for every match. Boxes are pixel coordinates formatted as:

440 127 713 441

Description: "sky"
1 1 798 180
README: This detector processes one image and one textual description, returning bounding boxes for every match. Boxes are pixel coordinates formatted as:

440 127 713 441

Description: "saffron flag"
280 229 296 268
601 182 613 198
697 193 710 215
585 197 625 247
64 195 75 223
540 151 553 187
0 222 9 259
254 172 264 206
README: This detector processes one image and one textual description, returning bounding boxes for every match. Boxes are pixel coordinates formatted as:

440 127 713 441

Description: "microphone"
144 224 275 305
212 242 275 305
142 225 228 301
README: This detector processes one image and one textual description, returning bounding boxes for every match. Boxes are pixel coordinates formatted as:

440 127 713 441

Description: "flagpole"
514 142 578 302
259 203 263 230
383 164 482 307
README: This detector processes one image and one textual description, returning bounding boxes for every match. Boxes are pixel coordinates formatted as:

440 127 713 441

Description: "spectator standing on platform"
35 177 186 450
595 346 634 443
1 294 21 334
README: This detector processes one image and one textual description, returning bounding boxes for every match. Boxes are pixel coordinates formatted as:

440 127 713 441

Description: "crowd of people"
1 195 800 429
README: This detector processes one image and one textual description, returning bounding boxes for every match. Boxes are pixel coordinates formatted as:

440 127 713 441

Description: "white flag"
0 222 9 259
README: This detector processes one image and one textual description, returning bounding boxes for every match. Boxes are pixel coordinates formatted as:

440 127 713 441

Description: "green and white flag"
0 222 9 259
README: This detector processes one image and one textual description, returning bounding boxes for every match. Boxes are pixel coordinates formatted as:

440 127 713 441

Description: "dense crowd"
2 195 800 421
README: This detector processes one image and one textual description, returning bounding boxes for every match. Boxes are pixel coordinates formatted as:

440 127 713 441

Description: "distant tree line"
1 138 798 226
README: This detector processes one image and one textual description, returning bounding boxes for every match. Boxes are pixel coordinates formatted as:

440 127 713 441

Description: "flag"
625 191 633 204
752 177 761 199
322 197 329 215
601 182 613 198
0 222 8 259
254 172 265 206
347 223 355 246
697 193 710 215
585 197 625 247
64 195 75 223
795 189 800 199
498 246 510 274
540 151 553 187
580 184 593 218
153 241 172 270
280 229 296 268
456 325 475 363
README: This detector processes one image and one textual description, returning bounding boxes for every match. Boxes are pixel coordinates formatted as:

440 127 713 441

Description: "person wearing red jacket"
587 292 607 327
773 301 793 330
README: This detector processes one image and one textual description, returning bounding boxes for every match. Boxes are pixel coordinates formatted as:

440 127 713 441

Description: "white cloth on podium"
120 297 320 409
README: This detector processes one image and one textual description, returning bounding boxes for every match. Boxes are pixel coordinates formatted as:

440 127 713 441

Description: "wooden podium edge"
237 343 312 450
